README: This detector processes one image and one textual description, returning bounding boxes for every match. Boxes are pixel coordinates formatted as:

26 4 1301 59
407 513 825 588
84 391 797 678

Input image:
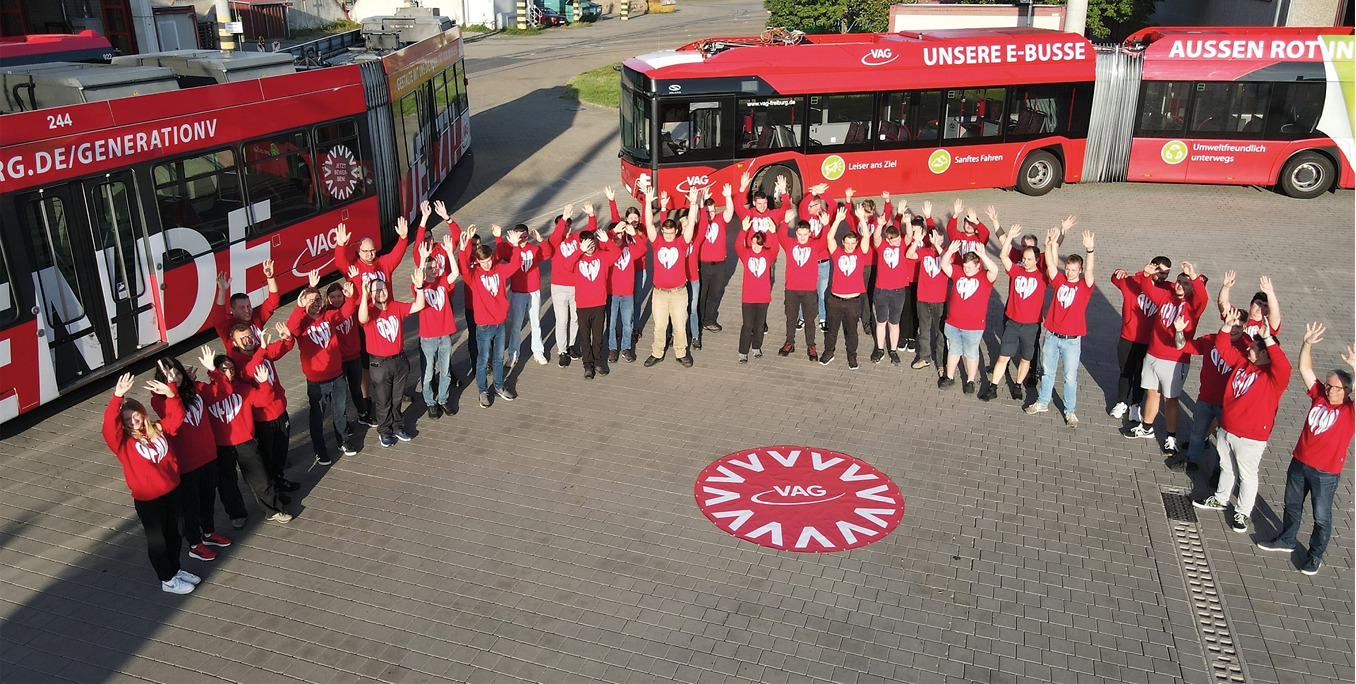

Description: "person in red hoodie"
605 186 648 348
788 179 833 330
843 189 887 334
414 236 462 419
1166 298 1235 473
1125 262 1209 454
212 259 279 346
226 322 297 495
1194 307 1293 534
289 275 358 466
358 267 427 448
1257 324 1353 575
736 169 793 234
563 228 620 379
777 216 828 362
1217 270 1283 342
1109 257 1172 422
334 212 413 422
197 346 291 527
324 278 368 426
734 217 782 363
945 198 991 264
912 221 950 371
105 367 201 593
548 204 587 366
496 223 552 369
605 216 647 363
153 356 232 564
459 227 523 407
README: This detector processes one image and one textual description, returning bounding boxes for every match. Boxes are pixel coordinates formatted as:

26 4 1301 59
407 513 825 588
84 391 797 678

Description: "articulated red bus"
0 27 470 423
619 26 1353 205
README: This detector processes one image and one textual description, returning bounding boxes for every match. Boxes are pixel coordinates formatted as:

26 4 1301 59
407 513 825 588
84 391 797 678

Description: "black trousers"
824 294 862 358
178 463 218 546
342 357 366 415
465 305 478 360
1118 338 1149 405
255 413 289 482
897 284 918 341
739 302 770 354
133 490 182 582
784 290 818 347
860 266 876 328
370 353 410 438
217 441 282 518
698 261 728 327
917 300 946 362
578 304 607 370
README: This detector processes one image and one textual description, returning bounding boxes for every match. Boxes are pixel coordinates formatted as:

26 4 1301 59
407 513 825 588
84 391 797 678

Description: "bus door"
16 173 160 390
655 96 735 198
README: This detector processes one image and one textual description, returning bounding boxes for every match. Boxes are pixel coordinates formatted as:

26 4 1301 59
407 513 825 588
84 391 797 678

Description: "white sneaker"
1024 403 1049 415
1064 412 1079 428
174 569 202 585
1130 404 1143 422
162 576 195 594
1126 424 1155 439
534 354 548 366
1163 435 1179 454
1110 402 1128 419
267 511 293 524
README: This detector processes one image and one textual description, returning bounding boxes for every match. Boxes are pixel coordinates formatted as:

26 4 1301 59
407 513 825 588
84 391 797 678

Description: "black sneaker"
704 323 722 333
963 381 976 395
622 349 636 363
608 349 620 363
1302 556 1322 575
818 320 827 333
1256 538 1295 553
818 351 834 366
904 339 917 353
977 385 997 402
1229 512 1249 533
644 355 662 367
847 356 859 370
357 413 377 427
395 430 413 442
558 354 571 368
428 403 443 420
1010 383 1024 401
692 337 703 351
274 478 300 493
598 361 610 376
441 401 457 416
316 454 333 467
888 350 901 366
569 345 582 359
495 387 517 402
937 376 957 389
796 319 805 331
779 342 794 357
341 442 358 456
677 354 694 368
808 346 819 362
584 367 596 380
450 374 463 389
870 349 885 364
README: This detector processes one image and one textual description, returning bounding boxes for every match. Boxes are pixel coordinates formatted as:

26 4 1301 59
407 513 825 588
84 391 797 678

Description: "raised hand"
1173 313 1189 333
198 345 216 371
340 280 354 298
412 268 426 289
1259 275 1275 295
258 330 272 348
774 175 787 194
144 379 174 397
346 265 360 281
952 198 963 218
114 373 136 398
603 186 615 201
215 272 231 292
1341 344 1355 370
1113 268 1128 279
442 234 457 255
307 269 321 288
882 191 891 204
844 187 855 200
1180 261 1196 279
562 203 574 220
458 230 472 253
297 289 316 310
1045 226 1060 244
1303 322 1326 346
1060 215 1077 233
395 216 409 239
1081 231 1095 252
739 170 751 190
252 365 270 384
658 191 670 209
433 199 449 220
275 322 292 340
335 223 350 246
531 228 543 243
965 207 978 224
420 199 431 218
157 359 179 386
1003 224 1021 245
490 224 502 239
722 183 733 198
1223 306 1242 329
419 240 434 265
985 205 998 225
262 259 275 279
1222 270 1236 288
921 200 932 219
809 183 829 196
742 216 753 232
583 202 595 217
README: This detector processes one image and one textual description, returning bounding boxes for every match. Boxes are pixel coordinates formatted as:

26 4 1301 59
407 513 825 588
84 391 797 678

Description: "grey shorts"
998 319 1040 360
873 288 907 322
1142 355 1189 398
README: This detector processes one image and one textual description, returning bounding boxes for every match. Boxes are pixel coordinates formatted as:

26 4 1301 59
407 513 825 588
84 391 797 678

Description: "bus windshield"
621 84 651 163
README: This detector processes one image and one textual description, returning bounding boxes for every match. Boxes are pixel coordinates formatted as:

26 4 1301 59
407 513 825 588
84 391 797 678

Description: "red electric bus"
619 26 1353 205
0 26 470 424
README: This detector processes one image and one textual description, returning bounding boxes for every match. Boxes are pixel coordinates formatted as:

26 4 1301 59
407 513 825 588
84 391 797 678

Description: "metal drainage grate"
1161 489 1248 683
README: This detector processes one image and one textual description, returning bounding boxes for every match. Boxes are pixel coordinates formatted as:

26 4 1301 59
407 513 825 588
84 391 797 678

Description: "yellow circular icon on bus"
928 149 951 174
1161 140 1188 165
821 155 846 181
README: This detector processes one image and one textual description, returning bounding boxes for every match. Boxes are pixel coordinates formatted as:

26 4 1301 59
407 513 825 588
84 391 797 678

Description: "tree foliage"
764 0 892 34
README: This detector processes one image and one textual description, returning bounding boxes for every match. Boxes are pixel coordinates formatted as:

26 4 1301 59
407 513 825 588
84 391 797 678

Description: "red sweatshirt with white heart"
566 241 620 308
1216 331 1292 441
460 247 522 325
201 371 277 447
735 233 781 304
288 296 358 382
228 337 294 422
104 394 184 501
152 387 217 473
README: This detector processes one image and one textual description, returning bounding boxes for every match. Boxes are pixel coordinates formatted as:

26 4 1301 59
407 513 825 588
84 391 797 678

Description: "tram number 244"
47 113 74 129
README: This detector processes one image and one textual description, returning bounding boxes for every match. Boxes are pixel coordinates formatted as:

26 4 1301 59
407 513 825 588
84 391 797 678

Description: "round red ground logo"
694 446 904 552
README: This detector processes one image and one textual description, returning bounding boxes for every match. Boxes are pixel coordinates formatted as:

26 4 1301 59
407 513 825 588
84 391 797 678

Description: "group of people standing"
104 183 1351 591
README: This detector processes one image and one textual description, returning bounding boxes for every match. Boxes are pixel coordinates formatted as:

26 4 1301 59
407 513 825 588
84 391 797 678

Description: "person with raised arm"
896 203 934 355
1124 259 1209 453
1256 325 1353 575
563 226 620 379
868 211 915 367
289 272 359 465
734 214 784 363
684 191 705 351
212 258 279 345
459 226 524 407
605 185 648 348
412 200 461 277
1193 306 1293 535
225 319 296 495
1026 222 1095 427
696 182 736 335
105 368 200 594
777 214 829 362
358 264 427 447
912 210 949 371
1109 256 1172 422
736 169 793 234
820 205 872 369
937 232 1000 393
641 183 698 368
980 222 1048 402
414 236 462 418
334 214 412 423
945 198 991 263
547 203 584 366
152 356 232 564
1217 270 1282 341
1168 302 1236 472
605 203 648 364
496 222 553 369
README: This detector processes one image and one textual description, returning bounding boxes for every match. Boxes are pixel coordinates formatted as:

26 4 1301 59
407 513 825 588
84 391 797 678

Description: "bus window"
1189 83 1235 133
808 93 873 149
878 90 943 145
454 60 468 113
738 96 804 151
154 148 241 256
395 90 422 174
434 70 454 132
19 194 87 330
1008 83 1076 136
0 241 17 326
88 179 146 301
1137 81 1190 135
1268 83 1324 139
314 120 373 207
621 87 651 162
658 100 729 161
243 130 321 234
944 87 1005 140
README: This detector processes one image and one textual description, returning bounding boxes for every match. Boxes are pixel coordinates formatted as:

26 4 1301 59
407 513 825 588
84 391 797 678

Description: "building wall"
1150 0 1344 27
889 4 1067 32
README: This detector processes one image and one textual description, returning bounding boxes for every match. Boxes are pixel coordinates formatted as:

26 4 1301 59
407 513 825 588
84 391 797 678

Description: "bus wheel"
751 165 802 205
1016 151 1061 196
1278 152 1334 199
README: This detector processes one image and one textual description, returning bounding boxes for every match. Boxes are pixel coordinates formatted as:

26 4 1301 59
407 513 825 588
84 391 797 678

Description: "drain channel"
1160 489 1248 684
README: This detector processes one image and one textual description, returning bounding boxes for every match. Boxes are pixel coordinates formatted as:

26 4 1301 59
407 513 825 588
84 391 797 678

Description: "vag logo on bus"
861 48 898 66
821 155 846 181
1161 140 1188 165
928 149 952 174
675 175 712 193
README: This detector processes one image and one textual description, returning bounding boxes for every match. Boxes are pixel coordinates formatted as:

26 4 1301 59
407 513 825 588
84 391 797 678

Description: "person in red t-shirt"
696 183 737 334
289 276 359 465
869 219 918 367
981 224 1049 402
1026 224 1095 427
358 268 427 447
912 221 949 370
105 368 199 594
414 237 462 419
548 204 587 366
496 223 552 369
938 238 999 393
945 198 991 265
777 218 828 361
212 259 279 346
152 356 232 563
606 186 649 348
641 183 698 368
1170 312 1237 472
1257 324 1354 574
334 212 413 423
1217 270 1283 343
736 169 793 234
821 206 872 369
1110 257 1172 422
1125 262 1208 451
1194 307 1293 534
735 217 782 362
605 217 647 363
563 229 620 379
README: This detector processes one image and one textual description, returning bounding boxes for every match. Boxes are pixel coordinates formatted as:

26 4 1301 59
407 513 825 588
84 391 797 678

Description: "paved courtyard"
2 2 1354 682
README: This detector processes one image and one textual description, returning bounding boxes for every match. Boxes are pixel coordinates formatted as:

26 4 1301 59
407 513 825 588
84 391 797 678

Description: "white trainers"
533 354 548 366
1024 403 1049 415
174 569 202 585
1130 404 1143 422
1163 435 1179 454
1126 424 1155 439
1064 412 1079 428
267 511 293 524
162 576 195 594
1110 402 1128 419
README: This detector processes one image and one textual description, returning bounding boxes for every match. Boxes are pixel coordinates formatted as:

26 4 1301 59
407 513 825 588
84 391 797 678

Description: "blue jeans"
687 279 701 339
816 260 830 321
1037 331 1082 413
419 335 452 406
474 324 505 394
1186 400 1222 465
1275 458 1340 561
507 289 544 360
608 294 635 351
